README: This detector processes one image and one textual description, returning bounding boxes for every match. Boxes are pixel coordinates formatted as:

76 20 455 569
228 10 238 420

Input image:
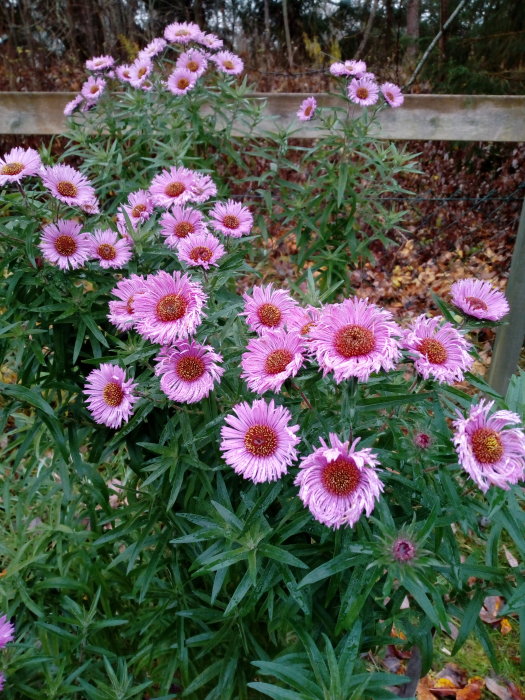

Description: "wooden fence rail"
1 92 525 141
1 91 524 394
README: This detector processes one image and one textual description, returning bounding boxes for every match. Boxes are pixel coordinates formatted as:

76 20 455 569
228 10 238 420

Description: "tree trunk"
384 0 393 51
439 0 449 62
355 0 379 59
282 0 293 69
405 0 420 64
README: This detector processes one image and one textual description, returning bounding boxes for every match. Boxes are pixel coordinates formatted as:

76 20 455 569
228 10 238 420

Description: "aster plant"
0 20 524 700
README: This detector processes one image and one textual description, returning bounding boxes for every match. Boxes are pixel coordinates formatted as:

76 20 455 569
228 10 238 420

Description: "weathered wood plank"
487 198 525 396
1 92 525 141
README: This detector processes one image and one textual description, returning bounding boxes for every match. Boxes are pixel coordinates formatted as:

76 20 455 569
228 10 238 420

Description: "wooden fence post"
487 197 525 395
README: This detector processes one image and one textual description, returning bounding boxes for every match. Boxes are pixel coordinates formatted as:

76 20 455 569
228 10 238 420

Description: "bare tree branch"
404 0 468 89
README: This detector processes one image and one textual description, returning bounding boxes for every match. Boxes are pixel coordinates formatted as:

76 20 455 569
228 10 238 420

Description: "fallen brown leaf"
480 596 505 624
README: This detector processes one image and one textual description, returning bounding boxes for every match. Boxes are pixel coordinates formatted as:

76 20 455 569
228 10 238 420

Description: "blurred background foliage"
1 0 524 94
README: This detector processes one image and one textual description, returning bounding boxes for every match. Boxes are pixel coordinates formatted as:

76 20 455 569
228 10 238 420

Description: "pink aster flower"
138 37 167 60
286 305 322 341
0 614 15 648
79 196 100 215
166 68 198 95
176 48 208 77
330 59 367 77
121 189 154 228
85 55 114 71
84 363 138 429
63 94 84 116
108 274 146 331
297 96 317 121
190 172 217 203
310 298 402 383
241 329 305 394
403 315 473 384
294 433 383 529
450 278 510 322
133 270 207 345
209 199 253 237
381 82 404 108
149 166 196 208
213 51 244 75
0 146 41 186
220 399 300 483
164 21 201 43
242 284 299 334
177 231 226 269
39 219 91 270
453 399 525 492
81 76 106 103
195 32 223 50
116 64 133 83
154 340 224 404
129 59 153 88
159 205 207 248
348 77 379 106
41 163 97 208
89 228 133 269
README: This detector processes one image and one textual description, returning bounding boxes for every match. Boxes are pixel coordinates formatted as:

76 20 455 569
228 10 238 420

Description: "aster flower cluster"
0 613 15 690
64 20 244 116
296 58 404 125
330 58 404 109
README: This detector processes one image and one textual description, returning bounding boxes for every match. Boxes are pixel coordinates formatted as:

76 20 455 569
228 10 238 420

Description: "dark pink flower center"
417 338 447 365
414 432 432 449
392 537 416 562
176 355 205 381
385 91 394 102
356 87 369 100
55 234 77 256
189 246 213 263
471 427 503 464
244 424 278 457
126 296 134 314
97 243 116 260
257 303 282 328
165 182 185 197
103 382 123 406
175 221 194 238
1 162 24 176
156 293 188 322
265 349 292 375
131 203 147 218
334 324 375 358
222 214 240 229
465 296 488 311
321 456 361 496
57 180 78 198
304 104 313 116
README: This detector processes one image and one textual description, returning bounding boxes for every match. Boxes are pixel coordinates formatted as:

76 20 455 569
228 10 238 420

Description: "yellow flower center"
334 325 375 358
322 456 361 496
471 427 503 464
417 338 447 365
244 425 278 457
176 355 206 381
55 234 77 256
257 303 282 328
156 293 188 322
103 382 124 406
264 349 293 375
